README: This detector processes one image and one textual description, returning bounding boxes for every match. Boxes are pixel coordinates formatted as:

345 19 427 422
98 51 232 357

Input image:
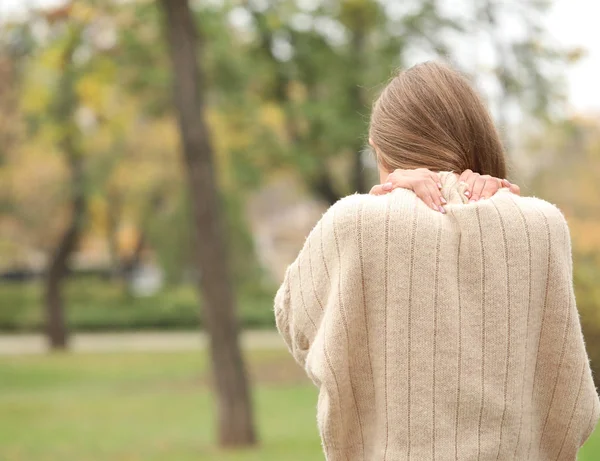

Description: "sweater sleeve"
274 217 326 368
537 201 600 445
274 194 366 368
274 263 295 358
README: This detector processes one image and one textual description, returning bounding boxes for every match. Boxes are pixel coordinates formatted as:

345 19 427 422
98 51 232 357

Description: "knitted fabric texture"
274 172 600 460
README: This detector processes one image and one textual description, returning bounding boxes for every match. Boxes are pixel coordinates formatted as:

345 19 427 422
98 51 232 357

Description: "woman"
274 62 599 460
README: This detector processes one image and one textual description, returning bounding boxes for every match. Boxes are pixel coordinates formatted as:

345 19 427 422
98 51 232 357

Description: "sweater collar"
439 171 470 205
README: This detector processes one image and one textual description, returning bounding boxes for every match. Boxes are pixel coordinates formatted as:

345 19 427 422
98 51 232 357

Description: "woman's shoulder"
504 194 567 225
495 193 571 244
317 190 418 231
326 189 417 217
322 190 570 240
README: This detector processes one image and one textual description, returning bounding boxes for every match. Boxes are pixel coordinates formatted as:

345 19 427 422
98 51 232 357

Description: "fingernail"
437 182 443 189
464 190 470 197
438 206 446 214
382 182 393 191
440 197 447 204
503 179 511 186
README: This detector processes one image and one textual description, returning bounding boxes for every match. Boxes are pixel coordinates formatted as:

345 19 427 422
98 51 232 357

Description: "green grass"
0 349 598 461
0 349 321 461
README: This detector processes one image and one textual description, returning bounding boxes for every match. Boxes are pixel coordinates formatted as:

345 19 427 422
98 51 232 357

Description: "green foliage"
0 0 584 339
0 279 275 332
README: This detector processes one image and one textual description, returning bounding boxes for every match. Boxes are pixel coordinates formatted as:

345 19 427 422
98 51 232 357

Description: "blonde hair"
369 61 506 178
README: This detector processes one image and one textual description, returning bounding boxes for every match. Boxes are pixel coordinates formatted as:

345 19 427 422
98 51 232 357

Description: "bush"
574 252 600 390
0 278 276 332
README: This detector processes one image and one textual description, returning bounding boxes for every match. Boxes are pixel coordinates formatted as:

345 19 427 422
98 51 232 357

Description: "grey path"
0 330 285 356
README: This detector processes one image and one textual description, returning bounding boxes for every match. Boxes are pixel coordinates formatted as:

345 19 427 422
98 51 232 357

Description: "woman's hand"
370 168 447 213
370 168 521 213
458 169 520 202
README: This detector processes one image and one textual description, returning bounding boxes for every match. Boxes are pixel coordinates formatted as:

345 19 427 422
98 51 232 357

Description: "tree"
34 2 123 349
15 2 141 347
43 23 84 350
240 0 572 203
475 0 575 153
159 0 256 447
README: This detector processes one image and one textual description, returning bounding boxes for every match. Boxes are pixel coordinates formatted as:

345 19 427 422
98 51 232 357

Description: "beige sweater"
274 172 600 460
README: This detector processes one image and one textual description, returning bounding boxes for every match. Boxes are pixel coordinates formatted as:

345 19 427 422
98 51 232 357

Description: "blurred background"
0 0 599 460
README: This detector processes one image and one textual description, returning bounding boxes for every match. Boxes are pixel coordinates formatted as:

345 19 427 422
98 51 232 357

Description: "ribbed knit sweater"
274 172 600 460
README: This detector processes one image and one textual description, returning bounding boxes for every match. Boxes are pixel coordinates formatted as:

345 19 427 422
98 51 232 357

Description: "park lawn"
0 349 321 461
0 349 598 461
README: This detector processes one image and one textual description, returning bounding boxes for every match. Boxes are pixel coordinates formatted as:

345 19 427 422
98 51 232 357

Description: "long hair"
369 61 506 178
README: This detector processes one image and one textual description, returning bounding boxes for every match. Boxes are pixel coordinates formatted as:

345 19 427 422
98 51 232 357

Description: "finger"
458 169 472 184
386 172 410 192
458 169 473 198
369 184 390 196
425 180 446 212
465 172 479 200
428 171 443 190
386 170 406 185
369 185 382 195
480 177 501 200
470 175 486 202
418 183 446 213
414 184 439 212
502 179 521 196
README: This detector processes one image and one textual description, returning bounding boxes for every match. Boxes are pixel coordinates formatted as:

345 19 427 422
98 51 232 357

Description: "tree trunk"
43 27 83 351
350 27 367 194
106 188 122 279
160 0 256 447
44 156 85 350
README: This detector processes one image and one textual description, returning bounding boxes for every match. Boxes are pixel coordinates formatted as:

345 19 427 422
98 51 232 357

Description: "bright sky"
545 0 600 114
1 0 599 114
